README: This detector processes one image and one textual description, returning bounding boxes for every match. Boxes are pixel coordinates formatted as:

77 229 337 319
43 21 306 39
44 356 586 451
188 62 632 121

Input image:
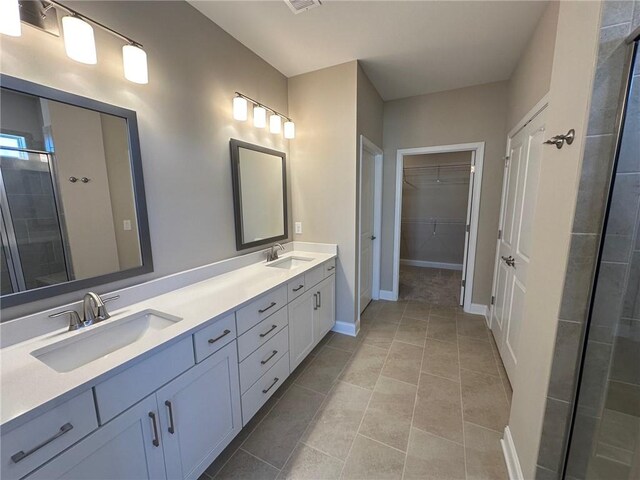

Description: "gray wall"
1 1 290 319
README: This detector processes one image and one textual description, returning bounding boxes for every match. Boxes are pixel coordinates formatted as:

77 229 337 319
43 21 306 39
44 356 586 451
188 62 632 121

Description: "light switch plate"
123 220 132 231
295 222 302 234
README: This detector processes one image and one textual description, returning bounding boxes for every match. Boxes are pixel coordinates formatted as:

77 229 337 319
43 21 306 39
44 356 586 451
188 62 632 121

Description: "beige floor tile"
242 385 325 468
327 333 362 353
341 435 405 480
404 302 431 321
460 369 510 432
359 376 417 451
302 381 372 460
421 338 460 381
379 300 408 315
340 343 388 390
381 341 424 385
427 315 458 344
458 336 500 376
361 320 398 350
413 373 464 444
278 443 344 480
456 314 490 342
375 310 404 325
464 422 509 480
214 449 279 480
394 317 427 347
430 305 459 318
403 427 466 480
295 346 353 394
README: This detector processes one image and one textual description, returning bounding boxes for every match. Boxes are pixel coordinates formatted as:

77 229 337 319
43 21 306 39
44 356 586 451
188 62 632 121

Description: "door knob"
370 235 376 240
501 255 516 267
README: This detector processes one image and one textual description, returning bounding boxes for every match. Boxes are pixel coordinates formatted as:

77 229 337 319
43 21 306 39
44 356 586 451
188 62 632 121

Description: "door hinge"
498 229 502 240
465 224 470 233
491 295 495 305
504 156 510 167
461 279 466 288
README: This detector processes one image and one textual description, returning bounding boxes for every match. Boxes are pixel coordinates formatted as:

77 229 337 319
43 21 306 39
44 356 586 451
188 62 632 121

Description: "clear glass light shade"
62 16 97 64
253 106 266 128
122 44 148 84
269 114 282 134
0 0 22 37
284 121 295 139
233 97 248 121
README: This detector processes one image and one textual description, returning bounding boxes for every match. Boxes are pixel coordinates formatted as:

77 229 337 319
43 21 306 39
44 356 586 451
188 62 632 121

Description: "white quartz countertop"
0 249 336 431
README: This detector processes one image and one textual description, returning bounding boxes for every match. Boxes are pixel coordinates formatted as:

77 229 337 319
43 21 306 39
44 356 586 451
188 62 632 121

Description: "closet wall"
400 151 472 268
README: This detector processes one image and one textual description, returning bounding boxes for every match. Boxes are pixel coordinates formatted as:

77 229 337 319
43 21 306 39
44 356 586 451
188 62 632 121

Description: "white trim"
468 303 488 319
393 142 484 313
331 320 359 337
379 290 396 301
501 426 524 480
400 259 463 271
508 94 550 139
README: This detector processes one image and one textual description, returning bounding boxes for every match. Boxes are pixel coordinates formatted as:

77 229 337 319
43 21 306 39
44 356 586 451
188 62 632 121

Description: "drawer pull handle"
149 412 160 447
313 293 318 310
11 423 74 463
261 350 278 365
259 325 277 338
259 302 277 314
293 284 304 292
262 377 280 394
208 329 231 344
165 400 176 434
327 266 335 271
318 291 322 308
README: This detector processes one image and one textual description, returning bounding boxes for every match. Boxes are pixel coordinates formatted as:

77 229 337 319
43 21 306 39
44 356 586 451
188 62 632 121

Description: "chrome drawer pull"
11 423 74 463
313 293 318 310
318 291 322 308
208 329 231 344
149 412 160 447
262 377 280 394
165 400 176 434
292 284 304 292
259 302 277 314
259 325 277 338
327 266 335 271
261 350 278 365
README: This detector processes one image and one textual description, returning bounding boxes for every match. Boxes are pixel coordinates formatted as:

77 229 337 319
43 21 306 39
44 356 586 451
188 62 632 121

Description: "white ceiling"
189 0 548 101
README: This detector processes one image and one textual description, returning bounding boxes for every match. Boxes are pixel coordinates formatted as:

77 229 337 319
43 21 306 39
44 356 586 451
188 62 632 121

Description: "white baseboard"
501 426 523 480
379 290 396 301
400 259 463 271
466 303 488 318
332 320 358 337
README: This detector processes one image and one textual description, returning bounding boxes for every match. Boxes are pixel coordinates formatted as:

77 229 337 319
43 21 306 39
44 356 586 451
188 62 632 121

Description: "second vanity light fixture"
0 0 148 84
233 92 295 139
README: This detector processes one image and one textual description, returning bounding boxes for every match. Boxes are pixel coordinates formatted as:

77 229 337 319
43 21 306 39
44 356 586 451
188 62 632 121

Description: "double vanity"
0 245 337 480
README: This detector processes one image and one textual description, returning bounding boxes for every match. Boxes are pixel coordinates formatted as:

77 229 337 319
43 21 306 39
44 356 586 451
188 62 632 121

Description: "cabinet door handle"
327 265 335 271
313 293 318 310
317 291 322 308
261 350 278 365
259 302 277 314
10 423 74 463
208 329 231 344
262 377 280 394
259 325 277 338
164 400 176 434
293 284 304 292
148 412 160 447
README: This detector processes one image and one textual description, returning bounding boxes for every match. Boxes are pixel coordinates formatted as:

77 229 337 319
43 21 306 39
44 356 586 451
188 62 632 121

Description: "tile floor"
200 300 512 480
399 266 463 306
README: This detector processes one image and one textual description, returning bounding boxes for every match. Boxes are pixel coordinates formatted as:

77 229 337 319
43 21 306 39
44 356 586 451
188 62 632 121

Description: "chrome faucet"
266 243 285 262
49 292 120 331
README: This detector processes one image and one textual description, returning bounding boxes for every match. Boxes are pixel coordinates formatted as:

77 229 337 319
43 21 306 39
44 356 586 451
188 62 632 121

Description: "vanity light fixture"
62 15 97 64
122 43 148 84
0 0 22 37
233 92 295 139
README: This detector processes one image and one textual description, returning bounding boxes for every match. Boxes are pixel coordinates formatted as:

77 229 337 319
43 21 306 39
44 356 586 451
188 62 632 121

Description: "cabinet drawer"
239 327 289 393
193 313 236 363
305 266 324 290
94 337 194 424
1 390 98 480
236 286 287 335
238 307 288 361
287 277 306 302
324 259 336 277
241 353 289 426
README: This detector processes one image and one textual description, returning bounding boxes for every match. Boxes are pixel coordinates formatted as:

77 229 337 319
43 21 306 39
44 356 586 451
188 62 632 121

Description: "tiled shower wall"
536 2 640 479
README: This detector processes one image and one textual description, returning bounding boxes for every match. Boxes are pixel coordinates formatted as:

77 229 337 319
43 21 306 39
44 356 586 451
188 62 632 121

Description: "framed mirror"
230 139 287 250
0 75 152 308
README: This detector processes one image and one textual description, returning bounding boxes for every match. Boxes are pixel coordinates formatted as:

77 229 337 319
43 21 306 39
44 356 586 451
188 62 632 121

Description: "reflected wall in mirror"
230 139 287 250
0 75 152 308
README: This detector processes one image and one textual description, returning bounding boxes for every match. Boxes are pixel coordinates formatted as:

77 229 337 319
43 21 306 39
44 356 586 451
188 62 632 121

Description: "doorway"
392 143 484 312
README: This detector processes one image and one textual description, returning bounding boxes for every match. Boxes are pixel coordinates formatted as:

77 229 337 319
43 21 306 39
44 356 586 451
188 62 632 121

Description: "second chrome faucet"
49 292 120 331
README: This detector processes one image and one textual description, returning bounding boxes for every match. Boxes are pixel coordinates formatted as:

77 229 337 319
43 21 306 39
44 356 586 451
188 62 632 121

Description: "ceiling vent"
284 0 322 15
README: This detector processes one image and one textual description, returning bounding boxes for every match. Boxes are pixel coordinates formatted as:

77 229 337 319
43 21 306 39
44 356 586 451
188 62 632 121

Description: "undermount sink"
267 256 314 270
31 310 183 373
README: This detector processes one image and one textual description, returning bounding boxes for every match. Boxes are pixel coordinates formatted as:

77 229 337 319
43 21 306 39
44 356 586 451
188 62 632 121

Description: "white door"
491 109 547 382
359 148 376 313
315 275 336 339
288 290 315 370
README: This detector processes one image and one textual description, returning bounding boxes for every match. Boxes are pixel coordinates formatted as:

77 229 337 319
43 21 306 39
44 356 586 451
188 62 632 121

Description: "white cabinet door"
288 290 315 370
157 341 241 480
25 396 166 480
315 275 335 340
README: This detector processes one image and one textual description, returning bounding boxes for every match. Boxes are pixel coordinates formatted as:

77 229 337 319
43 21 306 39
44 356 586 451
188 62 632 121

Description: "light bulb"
269 114 282 134
233 96 248 121
253 106 266 128
0 0 21 37
123 44 148 84
62 16 97 64
284 121 295 139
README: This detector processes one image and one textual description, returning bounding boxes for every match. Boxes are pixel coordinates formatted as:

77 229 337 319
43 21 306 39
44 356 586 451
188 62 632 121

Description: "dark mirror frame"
230 139 288 251
0 74 153 308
